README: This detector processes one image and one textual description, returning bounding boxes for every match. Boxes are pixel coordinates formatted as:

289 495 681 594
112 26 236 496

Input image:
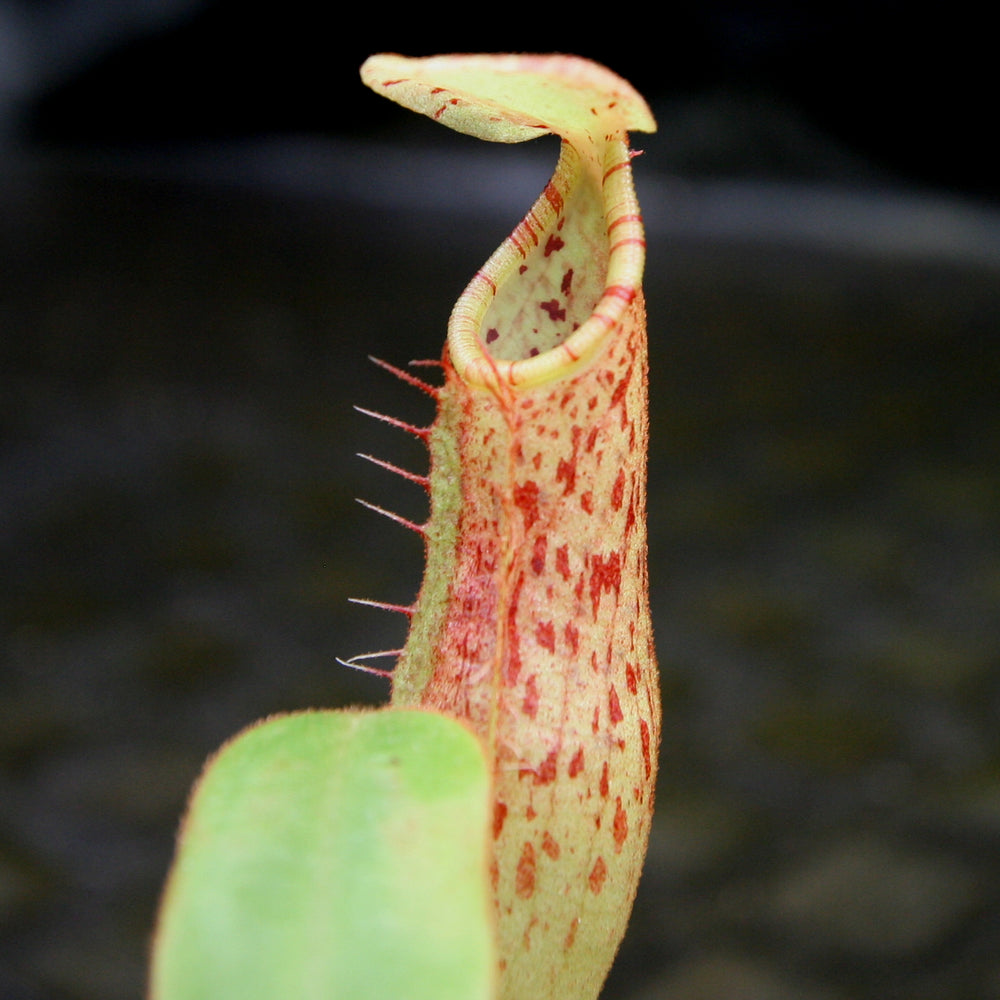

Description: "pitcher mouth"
360 53 655 396
447 137 648 393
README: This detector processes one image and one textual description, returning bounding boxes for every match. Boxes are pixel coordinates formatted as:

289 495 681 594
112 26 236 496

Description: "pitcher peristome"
361 53 660 1000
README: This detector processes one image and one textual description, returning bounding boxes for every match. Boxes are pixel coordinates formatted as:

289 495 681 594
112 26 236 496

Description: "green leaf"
150 708 495 1000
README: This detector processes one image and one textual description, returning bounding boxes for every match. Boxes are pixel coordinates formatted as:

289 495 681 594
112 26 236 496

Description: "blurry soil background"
2 5 1000 999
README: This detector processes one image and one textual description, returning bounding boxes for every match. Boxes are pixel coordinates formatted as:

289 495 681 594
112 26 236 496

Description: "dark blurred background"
2 3 999 999
3 1 998 198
